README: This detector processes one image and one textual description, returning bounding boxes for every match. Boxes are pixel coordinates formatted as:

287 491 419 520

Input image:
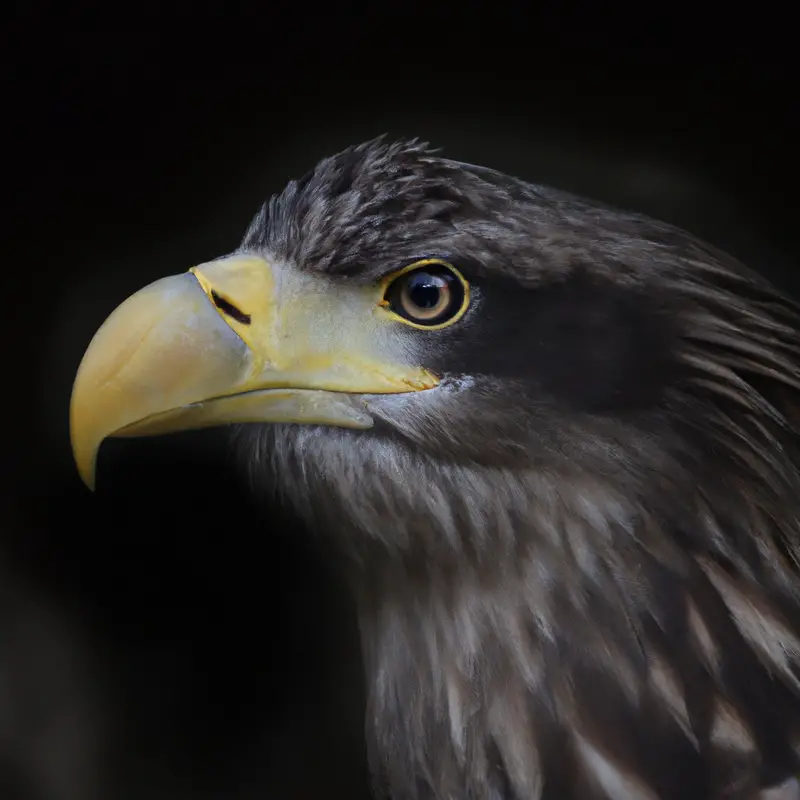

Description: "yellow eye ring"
377 259 470 330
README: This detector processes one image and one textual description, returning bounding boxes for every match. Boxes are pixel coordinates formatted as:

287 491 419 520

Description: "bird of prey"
70 138 800 799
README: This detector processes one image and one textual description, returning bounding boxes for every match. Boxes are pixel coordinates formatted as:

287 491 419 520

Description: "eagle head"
70 138 800 799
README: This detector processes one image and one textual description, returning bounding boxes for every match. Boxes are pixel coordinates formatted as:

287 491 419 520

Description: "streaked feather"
236 138 800 798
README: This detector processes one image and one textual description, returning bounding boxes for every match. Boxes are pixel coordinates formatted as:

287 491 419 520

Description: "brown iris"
383 261 468 329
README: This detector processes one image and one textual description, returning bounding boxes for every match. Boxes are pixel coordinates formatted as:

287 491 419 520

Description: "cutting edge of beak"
70 256 438 490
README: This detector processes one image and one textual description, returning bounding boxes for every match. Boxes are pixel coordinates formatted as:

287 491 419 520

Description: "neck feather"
349 483 800 800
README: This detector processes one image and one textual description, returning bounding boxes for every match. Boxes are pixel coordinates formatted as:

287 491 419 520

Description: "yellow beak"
70 255 438 489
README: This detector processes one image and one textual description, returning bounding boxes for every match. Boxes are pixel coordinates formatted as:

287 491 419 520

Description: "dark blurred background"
4 28 798 800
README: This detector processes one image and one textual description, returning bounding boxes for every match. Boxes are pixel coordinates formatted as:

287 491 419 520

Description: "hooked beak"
70 255 437 489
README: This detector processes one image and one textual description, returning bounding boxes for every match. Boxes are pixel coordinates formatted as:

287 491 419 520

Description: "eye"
381 260 469 329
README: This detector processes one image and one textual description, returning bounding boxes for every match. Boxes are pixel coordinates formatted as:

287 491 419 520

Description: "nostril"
210 290 251 325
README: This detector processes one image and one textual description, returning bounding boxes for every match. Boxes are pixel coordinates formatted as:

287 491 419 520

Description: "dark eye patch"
427 267 680 414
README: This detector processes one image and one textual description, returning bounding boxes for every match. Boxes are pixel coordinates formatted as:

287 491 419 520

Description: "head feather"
237 139 800 799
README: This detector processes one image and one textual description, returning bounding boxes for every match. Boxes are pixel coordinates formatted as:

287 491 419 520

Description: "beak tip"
70 401 95 492
73 446 98 492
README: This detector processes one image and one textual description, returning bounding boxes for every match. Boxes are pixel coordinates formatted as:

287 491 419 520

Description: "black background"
4 27 799 800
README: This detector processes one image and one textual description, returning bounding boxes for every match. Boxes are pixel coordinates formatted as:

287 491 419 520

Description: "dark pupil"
408 273 442 309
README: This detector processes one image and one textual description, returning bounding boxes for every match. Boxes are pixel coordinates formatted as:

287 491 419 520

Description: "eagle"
69 138 800 799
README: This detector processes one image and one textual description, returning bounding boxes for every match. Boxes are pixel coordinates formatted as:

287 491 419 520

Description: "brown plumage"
82 137 800 799
237 139 800 799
